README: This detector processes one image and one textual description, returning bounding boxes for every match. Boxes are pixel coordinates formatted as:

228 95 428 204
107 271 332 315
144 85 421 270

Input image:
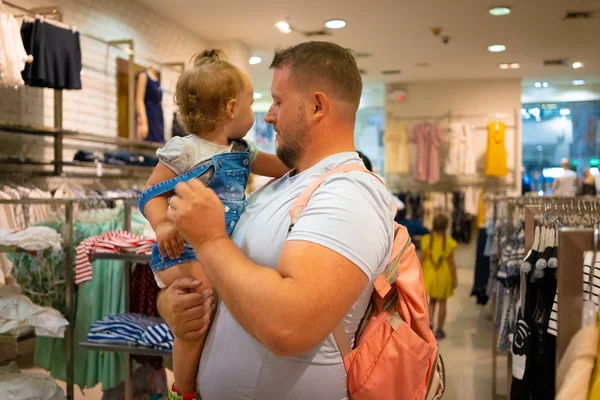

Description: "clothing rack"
0 196 138 400
520 200 600 392
3 1 185 141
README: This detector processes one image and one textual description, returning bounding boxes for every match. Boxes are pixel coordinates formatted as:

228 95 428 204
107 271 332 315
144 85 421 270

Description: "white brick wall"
0 0 251 164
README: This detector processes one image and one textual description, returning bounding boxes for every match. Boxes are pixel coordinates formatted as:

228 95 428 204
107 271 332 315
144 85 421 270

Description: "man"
552 158 578 197
159 41 394 399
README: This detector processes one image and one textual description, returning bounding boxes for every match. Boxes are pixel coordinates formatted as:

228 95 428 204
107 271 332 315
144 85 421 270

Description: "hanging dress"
143 71 165 143
485 121 508 177
383 122 409 175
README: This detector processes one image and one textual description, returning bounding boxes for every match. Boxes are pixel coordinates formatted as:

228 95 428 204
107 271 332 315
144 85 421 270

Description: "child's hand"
156 221 185 259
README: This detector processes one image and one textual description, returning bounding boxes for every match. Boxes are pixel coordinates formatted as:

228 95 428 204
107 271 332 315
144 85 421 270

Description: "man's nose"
264 105 275 124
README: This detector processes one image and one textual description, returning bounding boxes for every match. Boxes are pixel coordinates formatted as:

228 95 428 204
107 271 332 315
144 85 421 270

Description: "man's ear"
226 98 237 118
313 92 329 121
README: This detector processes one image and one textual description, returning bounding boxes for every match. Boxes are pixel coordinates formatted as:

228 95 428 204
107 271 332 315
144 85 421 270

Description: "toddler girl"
420 214 458 340
138 49 288 400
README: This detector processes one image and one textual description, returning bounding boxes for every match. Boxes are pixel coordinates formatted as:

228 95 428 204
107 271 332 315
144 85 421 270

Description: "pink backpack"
289 164 445 400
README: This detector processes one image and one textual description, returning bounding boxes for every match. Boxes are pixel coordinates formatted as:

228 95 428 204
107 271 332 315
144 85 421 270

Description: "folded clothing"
0 361 66 400
0 291 68 338
75 230 154 285
0 226 62 251
87 313 173 351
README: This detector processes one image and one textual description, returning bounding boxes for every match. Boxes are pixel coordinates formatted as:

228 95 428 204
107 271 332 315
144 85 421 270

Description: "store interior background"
0 0 599 399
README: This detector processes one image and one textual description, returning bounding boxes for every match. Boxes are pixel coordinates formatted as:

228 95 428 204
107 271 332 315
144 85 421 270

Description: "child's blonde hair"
174 49 244 134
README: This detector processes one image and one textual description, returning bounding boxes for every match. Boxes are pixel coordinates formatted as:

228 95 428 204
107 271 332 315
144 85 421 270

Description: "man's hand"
168 180 228 252
157 277 216 340
155 221 184 259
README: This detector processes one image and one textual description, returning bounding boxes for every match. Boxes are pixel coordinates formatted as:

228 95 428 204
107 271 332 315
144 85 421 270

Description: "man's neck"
295 133 356 173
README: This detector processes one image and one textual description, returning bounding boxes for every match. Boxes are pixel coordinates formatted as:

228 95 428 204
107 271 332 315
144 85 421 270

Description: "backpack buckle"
373 275 392 298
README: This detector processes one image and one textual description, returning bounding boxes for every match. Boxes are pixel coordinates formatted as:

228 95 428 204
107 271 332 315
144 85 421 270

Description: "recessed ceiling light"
275 21 292 34
488 44 506 53
253 93 262 99
534 82 542 88
489 6 512 16
325 19 346 29
248 56 262 65
542 82 549 88
572 80 586 86
499 63 520 69
572 61 584 69
509 63 520 69
499 63 510 69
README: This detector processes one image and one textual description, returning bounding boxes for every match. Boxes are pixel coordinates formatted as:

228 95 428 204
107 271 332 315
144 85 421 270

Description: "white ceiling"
141 0 600 92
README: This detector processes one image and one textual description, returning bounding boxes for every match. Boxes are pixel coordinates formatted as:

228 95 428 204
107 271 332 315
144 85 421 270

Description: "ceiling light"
572 80 586 86
560 108 571 116
488 44 506 53
275 21 292 34
499 63 510 69
248 56 262 65
325 19 346 29
253 93 262 100
509 63 520 69
499 63 520 69
489 6 512 16
542 82 549 88
572 61 584 69
534 82 542 88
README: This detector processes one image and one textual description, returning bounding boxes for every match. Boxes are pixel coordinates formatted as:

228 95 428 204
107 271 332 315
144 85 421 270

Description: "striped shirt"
87 313 173 350
75 231 154 285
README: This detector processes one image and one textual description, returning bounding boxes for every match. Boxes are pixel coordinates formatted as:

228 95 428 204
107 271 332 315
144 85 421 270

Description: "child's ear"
226 98 237 118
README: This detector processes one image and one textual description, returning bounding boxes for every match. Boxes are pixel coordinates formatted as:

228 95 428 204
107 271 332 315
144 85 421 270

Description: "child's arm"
250 151 289 178
448 250 458 288
144 163 185 258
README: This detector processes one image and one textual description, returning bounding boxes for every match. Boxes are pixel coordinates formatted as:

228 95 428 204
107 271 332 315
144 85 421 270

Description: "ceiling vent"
303 29 331 37
563 10 595 19
381 69 401 75
354 52 371 58
543 58 568 67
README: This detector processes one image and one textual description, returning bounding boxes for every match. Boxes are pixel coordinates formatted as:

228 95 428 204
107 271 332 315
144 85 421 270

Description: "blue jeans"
139 147 251 273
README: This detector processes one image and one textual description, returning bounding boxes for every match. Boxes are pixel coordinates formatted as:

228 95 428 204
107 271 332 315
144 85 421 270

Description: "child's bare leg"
437 299 447 331
428 298 437 329
158 261 213 394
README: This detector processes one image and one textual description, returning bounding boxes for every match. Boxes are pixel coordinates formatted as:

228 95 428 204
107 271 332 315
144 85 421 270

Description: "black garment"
511 265 557 399
21 20 82 90
581 182 597 196
394 193 407 220
470 228 490 305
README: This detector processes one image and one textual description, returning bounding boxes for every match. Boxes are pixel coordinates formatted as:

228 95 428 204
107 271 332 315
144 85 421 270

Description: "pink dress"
412 122 442 184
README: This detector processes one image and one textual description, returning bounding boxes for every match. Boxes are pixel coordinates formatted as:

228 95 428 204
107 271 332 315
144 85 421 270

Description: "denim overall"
139 143 251 273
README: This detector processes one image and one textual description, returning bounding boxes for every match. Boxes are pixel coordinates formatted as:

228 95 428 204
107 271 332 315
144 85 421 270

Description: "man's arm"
195 237 368 356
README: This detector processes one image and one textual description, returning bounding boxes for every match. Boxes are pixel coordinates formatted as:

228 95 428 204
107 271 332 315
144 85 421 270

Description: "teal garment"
33 208 149 392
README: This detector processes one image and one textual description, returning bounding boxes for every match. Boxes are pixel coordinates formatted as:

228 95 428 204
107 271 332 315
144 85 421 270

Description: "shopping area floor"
23 241 506 399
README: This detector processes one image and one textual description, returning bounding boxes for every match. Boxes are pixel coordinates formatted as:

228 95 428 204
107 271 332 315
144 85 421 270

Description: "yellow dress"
485 121 508 177
421 234 457 300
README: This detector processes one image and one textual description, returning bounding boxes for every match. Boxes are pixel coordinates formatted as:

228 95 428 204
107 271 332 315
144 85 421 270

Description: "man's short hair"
270 41 363 112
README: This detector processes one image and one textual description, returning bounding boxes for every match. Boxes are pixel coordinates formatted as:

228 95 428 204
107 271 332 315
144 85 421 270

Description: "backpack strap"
287 163 398 358
288 163 392 231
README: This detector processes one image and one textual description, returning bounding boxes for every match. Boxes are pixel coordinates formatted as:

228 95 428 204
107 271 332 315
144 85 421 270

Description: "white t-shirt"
197 152 394 400
156 135 259 175
553 169 578 197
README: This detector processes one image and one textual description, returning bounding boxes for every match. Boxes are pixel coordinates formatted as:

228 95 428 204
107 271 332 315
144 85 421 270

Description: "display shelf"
79 341 171 357
0 330 36 344
91 252 151 263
